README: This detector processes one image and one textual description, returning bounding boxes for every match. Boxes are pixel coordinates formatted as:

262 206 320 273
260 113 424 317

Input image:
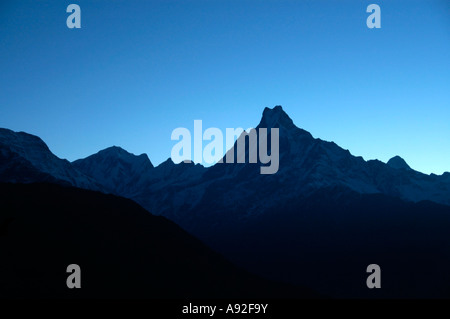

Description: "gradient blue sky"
1 0 449 174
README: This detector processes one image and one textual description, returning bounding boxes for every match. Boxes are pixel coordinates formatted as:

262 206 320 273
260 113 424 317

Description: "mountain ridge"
1 106 449 206
72 145 154 197
2 106 450 298
0 128 104 191
387 155 412 170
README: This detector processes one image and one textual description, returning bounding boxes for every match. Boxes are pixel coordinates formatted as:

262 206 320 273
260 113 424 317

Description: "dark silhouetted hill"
0 182 318 299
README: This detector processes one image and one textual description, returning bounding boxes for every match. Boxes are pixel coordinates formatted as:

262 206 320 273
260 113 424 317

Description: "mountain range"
3 106 449 207
1 105 450 298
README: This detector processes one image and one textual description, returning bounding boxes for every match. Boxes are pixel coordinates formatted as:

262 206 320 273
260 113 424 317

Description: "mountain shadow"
0 182 319 299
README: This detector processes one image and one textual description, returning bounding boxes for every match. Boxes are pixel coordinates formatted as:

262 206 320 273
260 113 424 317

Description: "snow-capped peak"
72 146 154 196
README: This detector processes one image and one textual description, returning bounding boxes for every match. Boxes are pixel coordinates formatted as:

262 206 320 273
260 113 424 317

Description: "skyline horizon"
2 0 450 303
1 1 449 175
2 104 448 176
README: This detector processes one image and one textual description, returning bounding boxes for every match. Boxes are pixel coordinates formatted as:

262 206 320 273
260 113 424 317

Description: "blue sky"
0 0 449 174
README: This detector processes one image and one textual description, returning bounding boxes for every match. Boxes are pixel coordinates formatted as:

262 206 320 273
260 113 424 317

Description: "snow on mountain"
2 107 449 299
131 158 207 217
72 146 154 197
0 128 103 191
2 105 449 212
251 106 450 205
129 106 450 227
